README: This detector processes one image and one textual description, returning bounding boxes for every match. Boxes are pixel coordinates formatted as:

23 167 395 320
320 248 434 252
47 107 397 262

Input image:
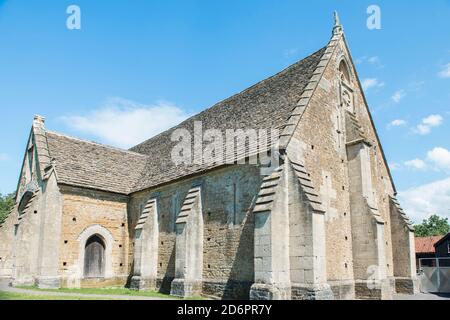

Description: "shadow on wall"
125 261 134 288
125 240 176 294
226 212 255 300
159 246 176 294
201 210 255 300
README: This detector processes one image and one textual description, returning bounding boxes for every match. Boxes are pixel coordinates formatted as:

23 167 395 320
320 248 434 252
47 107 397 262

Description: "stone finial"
33 114 46 127
333 11 344 35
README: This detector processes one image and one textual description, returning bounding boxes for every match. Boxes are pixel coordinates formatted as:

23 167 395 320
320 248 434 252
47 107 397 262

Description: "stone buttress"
170 186 204 298
131 198 159 290
250 160 332 300
389 196 418 294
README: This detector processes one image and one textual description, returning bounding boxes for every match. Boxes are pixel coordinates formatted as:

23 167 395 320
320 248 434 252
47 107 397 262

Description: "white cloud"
356 56 383 67
389 162 401 171
284 48 298 57
402 147 450 173
0 153 9 161
414 114 443 135
398 177 450 223
427 147 450 171
404 159 427 170
388 119 407 127
61 98 191 149
367 56 379 64
391 90 406 103
423 114 444 127
362 78 384 91
416 124 431 135
438 63 450 78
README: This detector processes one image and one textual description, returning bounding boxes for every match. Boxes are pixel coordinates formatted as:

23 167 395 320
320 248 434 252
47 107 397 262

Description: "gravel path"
0 278 174 300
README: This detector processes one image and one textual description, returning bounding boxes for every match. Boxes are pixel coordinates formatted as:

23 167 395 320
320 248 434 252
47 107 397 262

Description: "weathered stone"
0 17 416 301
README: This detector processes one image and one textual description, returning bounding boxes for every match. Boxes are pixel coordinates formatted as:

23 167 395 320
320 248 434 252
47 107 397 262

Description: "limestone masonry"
0 16 418 300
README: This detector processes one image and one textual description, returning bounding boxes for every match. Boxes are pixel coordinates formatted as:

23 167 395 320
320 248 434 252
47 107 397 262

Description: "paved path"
4 279 449 301
0 278 174 300
394 293 450 300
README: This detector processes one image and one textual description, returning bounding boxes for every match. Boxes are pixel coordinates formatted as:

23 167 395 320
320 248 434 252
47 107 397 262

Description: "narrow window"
27 146 34 178
339 60 351 84
171 194 179 232
14 224 19 236
233 183 237 225
335 113 343 150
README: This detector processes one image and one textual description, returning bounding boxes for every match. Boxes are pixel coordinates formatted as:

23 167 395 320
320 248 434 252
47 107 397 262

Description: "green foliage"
0 193 15 225
415 214 450 237
17 286 176 299
15 286 205 300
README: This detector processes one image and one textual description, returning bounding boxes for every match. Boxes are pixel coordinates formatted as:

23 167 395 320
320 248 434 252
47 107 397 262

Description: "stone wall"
0 31 414 301
286 35 400 298
58 186 130 288
0 127 64 287
0 206 15 278
389 197 418 294
130 165 262 299
287 44 354 298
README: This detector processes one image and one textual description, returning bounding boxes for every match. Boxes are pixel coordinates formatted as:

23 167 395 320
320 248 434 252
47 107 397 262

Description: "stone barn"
0 15 418 300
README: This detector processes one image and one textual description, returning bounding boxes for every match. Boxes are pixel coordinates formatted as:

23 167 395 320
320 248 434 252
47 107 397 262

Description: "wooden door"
84 235 105 278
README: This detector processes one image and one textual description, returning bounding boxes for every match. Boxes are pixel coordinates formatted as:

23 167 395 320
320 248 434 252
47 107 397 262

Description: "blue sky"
0 1 449 222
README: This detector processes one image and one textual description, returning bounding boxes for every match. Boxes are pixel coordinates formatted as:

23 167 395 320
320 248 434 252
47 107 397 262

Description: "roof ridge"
434 232 450 247
46 131 149 157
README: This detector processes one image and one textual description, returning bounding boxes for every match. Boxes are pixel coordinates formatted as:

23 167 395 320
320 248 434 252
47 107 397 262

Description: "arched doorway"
84 235 106 278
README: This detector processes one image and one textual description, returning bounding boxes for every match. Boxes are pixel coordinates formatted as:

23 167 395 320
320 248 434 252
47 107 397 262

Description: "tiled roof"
129 47 327 192
42 46 326 194
415 236 442 254
46 132 148 195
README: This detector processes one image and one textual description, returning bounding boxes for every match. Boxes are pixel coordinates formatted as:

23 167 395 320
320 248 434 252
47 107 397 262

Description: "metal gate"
418 258 450 293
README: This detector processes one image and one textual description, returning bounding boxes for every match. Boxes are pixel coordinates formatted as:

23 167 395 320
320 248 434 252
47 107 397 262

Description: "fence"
418 258 450 294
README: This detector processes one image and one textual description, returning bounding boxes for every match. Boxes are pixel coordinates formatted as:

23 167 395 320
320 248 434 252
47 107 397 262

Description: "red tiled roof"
415 236 442 254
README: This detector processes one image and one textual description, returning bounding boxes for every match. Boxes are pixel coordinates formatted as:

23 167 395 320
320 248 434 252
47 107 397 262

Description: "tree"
0 193 15 225
415 214 450 237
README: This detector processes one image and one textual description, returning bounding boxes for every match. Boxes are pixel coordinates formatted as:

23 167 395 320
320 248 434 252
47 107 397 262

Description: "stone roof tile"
43 46 326 194
130 46 326 192
46 132 148 194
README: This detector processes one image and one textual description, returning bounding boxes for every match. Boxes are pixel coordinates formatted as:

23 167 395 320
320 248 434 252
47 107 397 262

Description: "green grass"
0 291 111 300
15 286 205 300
